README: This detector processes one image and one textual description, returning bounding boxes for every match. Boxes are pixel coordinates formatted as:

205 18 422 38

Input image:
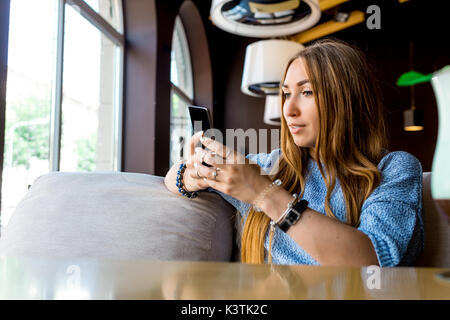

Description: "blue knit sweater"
209 149 424 267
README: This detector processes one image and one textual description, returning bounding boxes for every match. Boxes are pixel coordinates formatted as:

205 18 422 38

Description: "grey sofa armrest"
0 172 236 262
416 172 450 267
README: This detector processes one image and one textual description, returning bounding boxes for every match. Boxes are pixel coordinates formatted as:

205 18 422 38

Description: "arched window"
169 16 194 167
1 0 124 233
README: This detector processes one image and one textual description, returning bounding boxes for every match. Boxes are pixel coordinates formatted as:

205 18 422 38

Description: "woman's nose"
284 98 299 118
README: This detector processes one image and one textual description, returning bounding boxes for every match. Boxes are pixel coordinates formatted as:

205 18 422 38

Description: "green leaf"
396 70 432 86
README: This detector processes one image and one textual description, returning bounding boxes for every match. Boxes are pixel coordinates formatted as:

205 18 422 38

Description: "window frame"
171 16 194 101
169 15 195 167
50 0 124 171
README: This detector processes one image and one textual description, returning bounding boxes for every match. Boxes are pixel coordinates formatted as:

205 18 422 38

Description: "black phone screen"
188 105 214 166
188 105 213 134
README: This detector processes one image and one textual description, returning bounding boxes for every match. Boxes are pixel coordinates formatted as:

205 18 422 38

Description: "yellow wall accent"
318 0 350 11
289 10 365 44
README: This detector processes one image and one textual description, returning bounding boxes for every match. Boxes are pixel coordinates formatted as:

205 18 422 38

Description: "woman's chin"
293 139 314 149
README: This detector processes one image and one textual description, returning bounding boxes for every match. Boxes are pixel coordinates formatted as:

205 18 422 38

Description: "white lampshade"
264 95 282 125
210 0 321 38
241 39 304 97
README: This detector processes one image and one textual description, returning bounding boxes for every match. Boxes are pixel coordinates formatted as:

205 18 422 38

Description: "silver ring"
212 170 217 180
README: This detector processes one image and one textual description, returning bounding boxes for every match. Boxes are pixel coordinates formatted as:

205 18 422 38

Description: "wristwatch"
278 199 309 232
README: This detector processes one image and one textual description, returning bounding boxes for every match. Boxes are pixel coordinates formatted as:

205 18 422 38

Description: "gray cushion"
0 172 236 261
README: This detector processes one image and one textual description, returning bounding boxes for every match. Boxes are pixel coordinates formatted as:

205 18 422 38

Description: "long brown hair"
241 38 388 264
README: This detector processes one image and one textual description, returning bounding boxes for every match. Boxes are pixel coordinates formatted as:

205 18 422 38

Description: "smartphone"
188 105 214 167
188 105 213 134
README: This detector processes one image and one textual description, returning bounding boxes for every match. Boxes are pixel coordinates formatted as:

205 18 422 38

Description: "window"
1 0 124 234
170 16 194 168
83 0 123 33
59 3 122 172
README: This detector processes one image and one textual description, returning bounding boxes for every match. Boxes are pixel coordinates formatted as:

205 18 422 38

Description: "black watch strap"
278 199 309 233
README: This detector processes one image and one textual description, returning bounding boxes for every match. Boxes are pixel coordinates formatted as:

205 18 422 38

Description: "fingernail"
203 178 207 182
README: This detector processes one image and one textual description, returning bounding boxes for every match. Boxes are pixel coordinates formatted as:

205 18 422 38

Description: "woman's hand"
164 131 214 194
195 136 272 205
165 131 272 206
178 131 219 192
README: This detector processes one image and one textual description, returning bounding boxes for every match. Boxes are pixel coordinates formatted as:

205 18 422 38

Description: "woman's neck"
308 147 317 161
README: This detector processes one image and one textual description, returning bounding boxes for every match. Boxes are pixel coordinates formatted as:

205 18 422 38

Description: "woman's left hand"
195 136 272 205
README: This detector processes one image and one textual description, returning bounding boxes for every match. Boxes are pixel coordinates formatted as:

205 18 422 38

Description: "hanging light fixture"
264 95 281 125
210 0 321 38
241 39 302 125
398 40 424 131
403 85 424 131
241 39 304 97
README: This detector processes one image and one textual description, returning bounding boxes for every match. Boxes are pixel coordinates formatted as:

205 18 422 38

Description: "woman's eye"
283 92 291 99
302 90 313 96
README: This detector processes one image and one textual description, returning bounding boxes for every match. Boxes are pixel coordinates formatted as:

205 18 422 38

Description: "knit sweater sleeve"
357 151 424 267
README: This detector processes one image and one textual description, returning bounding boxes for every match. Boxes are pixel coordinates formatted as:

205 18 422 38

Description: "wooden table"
1 256 449 300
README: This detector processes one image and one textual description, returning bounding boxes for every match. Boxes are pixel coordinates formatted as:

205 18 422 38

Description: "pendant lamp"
399 40 424 131
241 39 304 97
210 0 321 38
264 95 281 125
403 85 424 131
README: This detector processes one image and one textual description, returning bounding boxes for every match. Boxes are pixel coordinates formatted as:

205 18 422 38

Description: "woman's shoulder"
378 150 423 178
246 148 281 172
244 149 423 178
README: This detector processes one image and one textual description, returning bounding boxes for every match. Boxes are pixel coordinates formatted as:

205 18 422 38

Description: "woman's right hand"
177 131 219 192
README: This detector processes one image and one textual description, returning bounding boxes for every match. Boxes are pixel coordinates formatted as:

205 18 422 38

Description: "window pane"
169 91 192 168
170 17 194 100
170 17 194 167
59 4 121 172
1 0 57 232
83 0 123 34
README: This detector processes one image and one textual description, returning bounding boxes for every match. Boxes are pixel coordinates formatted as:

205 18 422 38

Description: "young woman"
164 39 424 267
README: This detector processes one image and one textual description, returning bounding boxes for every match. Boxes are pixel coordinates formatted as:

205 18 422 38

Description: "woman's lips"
289 125 306 134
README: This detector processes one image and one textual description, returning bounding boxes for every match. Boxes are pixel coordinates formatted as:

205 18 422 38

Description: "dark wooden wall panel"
122 0 159 174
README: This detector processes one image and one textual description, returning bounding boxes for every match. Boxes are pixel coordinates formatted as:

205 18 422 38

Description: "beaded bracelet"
176 162 199 199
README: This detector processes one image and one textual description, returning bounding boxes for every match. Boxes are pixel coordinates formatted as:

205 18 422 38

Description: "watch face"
288 210 300 223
